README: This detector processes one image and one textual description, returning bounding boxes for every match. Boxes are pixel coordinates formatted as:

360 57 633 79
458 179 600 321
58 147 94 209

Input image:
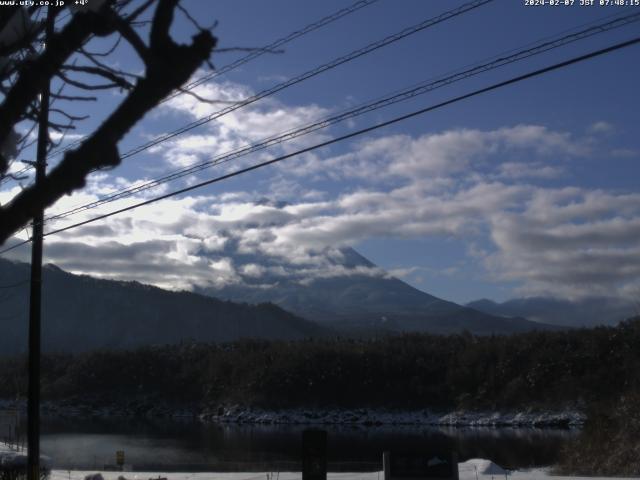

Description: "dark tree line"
1 318 639 411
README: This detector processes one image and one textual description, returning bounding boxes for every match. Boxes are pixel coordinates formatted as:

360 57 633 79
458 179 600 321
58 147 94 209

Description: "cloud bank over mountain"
1 79 638 303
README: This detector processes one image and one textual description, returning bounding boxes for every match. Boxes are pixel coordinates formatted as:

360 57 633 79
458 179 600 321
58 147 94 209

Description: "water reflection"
4 414 578 471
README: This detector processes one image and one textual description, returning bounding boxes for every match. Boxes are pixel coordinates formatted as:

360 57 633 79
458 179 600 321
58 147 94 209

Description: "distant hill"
467 296 637 327
0 258 326 354
0 249 563 355
202 248 560 335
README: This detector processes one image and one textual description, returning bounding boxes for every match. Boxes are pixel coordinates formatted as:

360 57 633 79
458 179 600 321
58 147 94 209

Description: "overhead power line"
0 7 75 188
163 0 381 102
0 166 32 186
43 10 640 224
6 0 492 187
47 0 381 159
116 0 493 159
1 34 637 256
115 0 493 160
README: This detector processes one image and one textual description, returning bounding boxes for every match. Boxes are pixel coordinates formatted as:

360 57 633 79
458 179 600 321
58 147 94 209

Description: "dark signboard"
302 429 327 480
383 451 459 480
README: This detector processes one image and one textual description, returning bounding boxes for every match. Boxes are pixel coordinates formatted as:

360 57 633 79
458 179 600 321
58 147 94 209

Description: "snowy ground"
5 444 640 479
46 460 639 480
0 442 51 469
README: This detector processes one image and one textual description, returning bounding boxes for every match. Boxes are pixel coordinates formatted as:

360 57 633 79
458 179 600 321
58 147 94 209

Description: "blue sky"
2 0 640 304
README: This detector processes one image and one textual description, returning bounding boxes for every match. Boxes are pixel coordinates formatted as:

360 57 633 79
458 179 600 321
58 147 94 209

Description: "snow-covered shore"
44 460 638 480
0 400 585 428
199 406 585 428
5 445 639 479
0 443 51 469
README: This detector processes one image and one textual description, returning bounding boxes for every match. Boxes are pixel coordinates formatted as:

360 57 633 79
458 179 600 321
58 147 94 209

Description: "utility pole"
27 7 54 480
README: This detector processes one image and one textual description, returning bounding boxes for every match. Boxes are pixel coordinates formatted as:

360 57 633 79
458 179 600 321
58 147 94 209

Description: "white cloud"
241 263 266 278
155 79 331 174
486 189 640 299
588 121 614 135
286 125 585 182
611 148 638 159
30 175 637 301
497 161 563 179
3 122 636 303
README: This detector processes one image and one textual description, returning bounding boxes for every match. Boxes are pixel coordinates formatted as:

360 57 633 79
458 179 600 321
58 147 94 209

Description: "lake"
0 415 578 472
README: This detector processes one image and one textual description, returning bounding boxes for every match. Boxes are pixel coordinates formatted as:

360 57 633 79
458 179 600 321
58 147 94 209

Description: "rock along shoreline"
200 406 585 428
0 399 586 428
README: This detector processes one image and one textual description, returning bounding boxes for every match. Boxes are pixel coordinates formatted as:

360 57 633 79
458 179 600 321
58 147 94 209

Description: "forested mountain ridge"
0 258 326 354
0 250 562 356
467 296 637 327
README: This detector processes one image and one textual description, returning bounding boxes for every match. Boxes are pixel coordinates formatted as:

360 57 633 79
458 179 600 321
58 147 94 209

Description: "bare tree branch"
80 34 122 57
124 0 156 22
176 86 238 105
0 1 119 173
49 108 90 122
176 3 216 33
19 136 38 154
0 0 216 245
60 64 135 89
0 8 46 57
56 70 127 91
79 50 141 79
112 14 149 62
51 92 98 102
47 121 76 132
